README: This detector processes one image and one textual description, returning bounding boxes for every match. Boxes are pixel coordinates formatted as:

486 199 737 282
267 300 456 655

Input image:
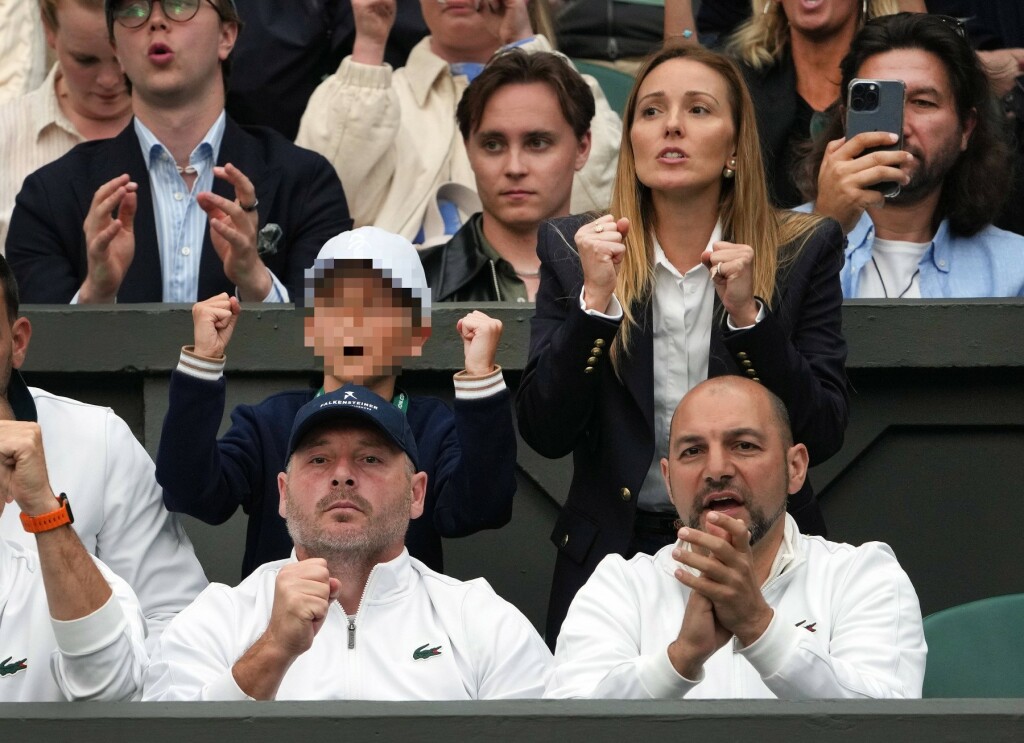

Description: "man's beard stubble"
680 466 790 548
888 136 963 207
285 483 411 561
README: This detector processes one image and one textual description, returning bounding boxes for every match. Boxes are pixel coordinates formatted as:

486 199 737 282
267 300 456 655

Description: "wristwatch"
20 493 74 534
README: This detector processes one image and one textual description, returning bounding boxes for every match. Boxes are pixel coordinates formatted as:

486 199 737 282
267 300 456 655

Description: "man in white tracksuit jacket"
0 421 147 702
546 376 926 700
145 383 551 700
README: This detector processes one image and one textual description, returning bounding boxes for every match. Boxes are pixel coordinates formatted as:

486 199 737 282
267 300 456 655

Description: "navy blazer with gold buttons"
516 213 849 645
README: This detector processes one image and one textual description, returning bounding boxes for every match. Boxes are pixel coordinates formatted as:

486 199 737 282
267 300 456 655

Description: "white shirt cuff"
50 593 127 656
70 288 117 305
239 268 289 303
453 366 506 400
206 670 256 701
635 647 703 699
178 346 226 381
578 288 624 320
726 299 766 331
737 609 800 679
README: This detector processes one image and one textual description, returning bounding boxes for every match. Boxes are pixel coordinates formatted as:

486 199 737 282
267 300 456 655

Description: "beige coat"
296 35 622 247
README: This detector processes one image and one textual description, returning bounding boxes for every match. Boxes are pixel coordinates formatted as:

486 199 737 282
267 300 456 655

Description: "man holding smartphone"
798 12 1024 298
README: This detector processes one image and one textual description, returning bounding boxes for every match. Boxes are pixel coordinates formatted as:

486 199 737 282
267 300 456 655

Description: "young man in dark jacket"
156 227 516 577
420 50 595 303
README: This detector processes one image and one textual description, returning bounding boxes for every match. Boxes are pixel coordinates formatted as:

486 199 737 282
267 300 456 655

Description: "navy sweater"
157 372 517 578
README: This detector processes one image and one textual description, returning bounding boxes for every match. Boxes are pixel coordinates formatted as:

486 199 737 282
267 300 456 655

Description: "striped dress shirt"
0 64 83 253
132 113 287 303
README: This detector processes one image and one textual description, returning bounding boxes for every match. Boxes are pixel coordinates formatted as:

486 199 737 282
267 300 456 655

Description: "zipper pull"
347 617 356 650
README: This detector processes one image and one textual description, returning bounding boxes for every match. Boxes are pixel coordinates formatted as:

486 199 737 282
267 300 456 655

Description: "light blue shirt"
134 114 287 303
796 206 1024 298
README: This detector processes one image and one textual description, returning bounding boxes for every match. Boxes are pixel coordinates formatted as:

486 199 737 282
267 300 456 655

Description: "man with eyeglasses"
6 0 352 305
798 12 1024 298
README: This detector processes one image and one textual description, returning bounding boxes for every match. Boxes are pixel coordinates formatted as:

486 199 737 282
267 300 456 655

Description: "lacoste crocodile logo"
413 643 442 660
0 657 27 677
795 620 817 633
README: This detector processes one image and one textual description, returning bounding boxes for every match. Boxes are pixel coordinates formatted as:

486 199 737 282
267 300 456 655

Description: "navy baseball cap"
287 384 420 470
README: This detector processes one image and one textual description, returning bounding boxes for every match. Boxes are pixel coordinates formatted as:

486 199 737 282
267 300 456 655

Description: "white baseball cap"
304 227 431 323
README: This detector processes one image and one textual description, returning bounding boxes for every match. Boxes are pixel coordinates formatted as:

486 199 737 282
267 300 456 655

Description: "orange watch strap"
20 493 74 534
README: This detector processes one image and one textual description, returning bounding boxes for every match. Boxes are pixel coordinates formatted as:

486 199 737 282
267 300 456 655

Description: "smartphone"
845 78 906 198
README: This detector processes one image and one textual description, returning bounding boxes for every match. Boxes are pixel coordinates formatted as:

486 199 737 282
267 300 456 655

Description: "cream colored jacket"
296 35 622 247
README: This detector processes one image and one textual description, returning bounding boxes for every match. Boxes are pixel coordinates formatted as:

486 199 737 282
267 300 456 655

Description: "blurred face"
630 58 737 200
419 0 500 61
304 269 427 385
46 1 130 122
468 82 591 236
661 380 807 549
110 0 237 106
778 0 860 41
857 49 975 206
280 422 425 560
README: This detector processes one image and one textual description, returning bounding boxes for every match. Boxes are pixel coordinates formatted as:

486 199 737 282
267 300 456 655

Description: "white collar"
652 220 723 280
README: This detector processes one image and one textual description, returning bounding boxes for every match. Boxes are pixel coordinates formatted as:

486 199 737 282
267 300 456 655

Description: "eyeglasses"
110 0 223 29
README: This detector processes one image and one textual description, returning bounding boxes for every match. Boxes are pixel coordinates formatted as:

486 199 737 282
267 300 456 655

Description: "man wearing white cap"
155 227 516 577
146 383 549 700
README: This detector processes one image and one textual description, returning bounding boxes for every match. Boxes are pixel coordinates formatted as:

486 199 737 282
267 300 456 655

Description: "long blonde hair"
729 0 900 70
608 45 822 370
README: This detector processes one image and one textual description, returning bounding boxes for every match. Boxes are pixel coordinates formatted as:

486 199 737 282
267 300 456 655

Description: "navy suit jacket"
6 117 351 304
515 214 850 644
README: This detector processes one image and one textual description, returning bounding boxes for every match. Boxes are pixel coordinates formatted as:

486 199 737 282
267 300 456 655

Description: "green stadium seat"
572 59 635 117
922 593 1024 697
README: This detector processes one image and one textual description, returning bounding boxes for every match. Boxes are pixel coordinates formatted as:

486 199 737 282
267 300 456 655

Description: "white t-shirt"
856 237 930 299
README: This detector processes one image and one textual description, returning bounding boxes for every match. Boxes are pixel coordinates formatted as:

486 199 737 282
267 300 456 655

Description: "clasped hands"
666 511 774 681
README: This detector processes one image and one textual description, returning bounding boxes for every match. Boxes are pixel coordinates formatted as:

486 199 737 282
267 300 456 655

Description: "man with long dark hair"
799 12 1024 298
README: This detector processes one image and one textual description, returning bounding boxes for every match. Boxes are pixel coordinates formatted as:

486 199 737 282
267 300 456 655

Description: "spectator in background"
157 228 517 578
516 45 848 647
694 0 749 49
557 0 664 74
799 13 1024 297
0 0 131 252
7 0 351 304
725 0 899 207
0 0 48 105
225 0 428 140
0 254 208 652
296 0 620 248
421 50 594 303
146 384 550 701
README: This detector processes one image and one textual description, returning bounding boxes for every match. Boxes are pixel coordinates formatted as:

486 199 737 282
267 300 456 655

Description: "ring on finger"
240 197 259 213
594 223 605 233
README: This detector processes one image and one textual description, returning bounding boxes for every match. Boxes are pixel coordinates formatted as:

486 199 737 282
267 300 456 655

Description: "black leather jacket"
420 214 505 302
